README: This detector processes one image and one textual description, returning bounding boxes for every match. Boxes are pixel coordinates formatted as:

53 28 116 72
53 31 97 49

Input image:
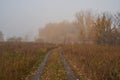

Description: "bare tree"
0 31 4 42
75 11 95 44
113 12 120 44
94 13 113 44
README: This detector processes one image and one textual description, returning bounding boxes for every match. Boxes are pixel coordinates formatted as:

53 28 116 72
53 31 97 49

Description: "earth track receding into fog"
28 48 79 80
28 50 52 80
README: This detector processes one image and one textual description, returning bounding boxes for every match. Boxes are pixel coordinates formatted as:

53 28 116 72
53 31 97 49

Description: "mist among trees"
1 11 120 45
37 11 120 45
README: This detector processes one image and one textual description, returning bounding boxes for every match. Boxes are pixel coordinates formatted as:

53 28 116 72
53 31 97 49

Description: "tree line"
38 11 120 45
1 11 120 45
0 32 31 42
75 11 120 45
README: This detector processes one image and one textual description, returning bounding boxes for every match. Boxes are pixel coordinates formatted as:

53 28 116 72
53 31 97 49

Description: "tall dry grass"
62 44 120 80
0 42 53 80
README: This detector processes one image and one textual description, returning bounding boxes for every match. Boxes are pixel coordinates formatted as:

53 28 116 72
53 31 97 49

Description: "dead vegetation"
62 44 120 80
0 42 53 80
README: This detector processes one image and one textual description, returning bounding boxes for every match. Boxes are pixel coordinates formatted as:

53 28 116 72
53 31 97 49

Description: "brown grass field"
0 42 53 80
0 42 120 80
62 44 120 80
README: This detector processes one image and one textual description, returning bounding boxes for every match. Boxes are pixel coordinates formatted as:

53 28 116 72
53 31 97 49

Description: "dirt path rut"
59 51 79 80
28 50 52 80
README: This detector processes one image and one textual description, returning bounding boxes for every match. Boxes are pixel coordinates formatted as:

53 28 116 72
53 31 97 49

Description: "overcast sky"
0 0 120 40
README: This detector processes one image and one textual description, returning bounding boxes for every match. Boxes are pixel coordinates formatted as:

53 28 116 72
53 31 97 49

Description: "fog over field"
0 0 120 41
0 1 120 80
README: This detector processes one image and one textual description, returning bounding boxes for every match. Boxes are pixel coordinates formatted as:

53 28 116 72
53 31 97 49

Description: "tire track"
28 50 52 80
58 51 79 80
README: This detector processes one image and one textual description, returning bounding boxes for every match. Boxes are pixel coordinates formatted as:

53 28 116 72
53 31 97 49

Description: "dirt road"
28 49 79 80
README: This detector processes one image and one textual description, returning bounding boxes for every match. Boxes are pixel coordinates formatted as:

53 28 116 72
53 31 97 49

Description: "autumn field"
62 44 120 80
0 42 120 80
0 42 54 80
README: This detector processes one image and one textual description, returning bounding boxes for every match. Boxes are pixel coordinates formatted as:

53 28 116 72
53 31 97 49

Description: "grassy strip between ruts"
40 49 66 80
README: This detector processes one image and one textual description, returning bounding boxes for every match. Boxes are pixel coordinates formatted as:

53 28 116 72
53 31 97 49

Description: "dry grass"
40 49 66 80
62 44 120 80
0 42 53 80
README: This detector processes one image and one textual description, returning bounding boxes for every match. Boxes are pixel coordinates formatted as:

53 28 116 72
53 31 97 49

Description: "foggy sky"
0 0 120 40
